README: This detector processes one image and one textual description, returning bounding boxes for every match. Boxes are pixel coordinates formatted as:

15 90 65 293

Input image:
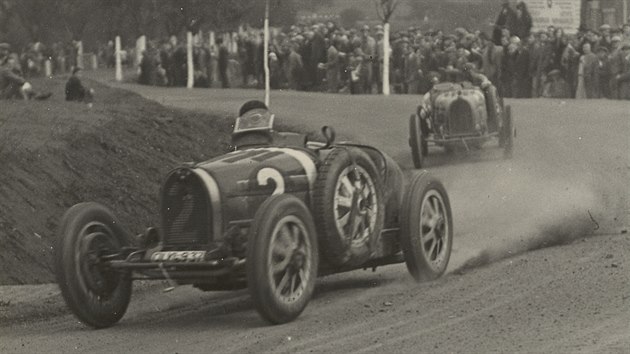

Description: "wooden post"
76 40 84 69
187 31 194 89
209 31 216 51
91 54 98 70
383 22 390 96
44 59 52 77
115 36 123 82
264 0 270 107
231 32 238 54
136 35 146 67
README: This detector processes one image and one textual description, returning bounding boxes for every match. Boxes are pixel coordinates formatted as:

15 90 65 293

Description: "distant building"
584 0 628 29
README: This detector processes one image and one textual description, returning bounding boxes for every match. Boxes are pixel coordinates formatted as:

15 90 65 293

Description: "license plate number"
151 251 206 263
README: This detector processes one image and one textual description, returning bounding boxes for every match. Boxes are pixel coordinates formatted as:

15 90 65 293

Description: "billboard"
523 0 582 34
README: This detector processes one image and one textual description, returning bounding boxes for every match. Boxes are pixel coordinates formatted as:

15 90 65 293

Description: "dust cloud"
448 163 605 274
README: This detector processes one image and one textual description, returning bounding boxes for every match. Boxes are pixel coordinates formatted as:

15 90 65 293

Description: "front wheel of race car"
400 172 453 282
247 194 319 324
313 147 385 266
54 202 132 328
409 114 427 168
502 105 515 159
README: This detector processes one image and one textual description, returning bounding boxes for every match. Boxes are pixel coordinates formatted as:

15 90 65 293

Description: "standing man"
608 35 623 99
614 43 630 100
360 25 377 94
217 37 230 88
326 37 340 93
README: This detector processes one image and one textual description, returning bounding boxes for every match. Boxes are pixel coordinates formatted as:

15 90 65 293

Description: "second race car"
409 67 516 168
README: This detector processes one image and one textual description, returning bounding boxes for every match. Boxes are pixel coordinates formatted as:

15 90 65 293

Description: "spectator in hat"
575 42 599 98
1 55 51 100
375 29 385 93
596 46 611 98
530 31 554 97
0 43 10 64
325 37 340 93
479 32 504 94
65 66 94 105
360 25 376 93
514 2 533 40
493 0 517 45
503 35 530 98
622 24 630 43
598 24 613 51
609 35 623 99
614 43 630 99
287 42 304 91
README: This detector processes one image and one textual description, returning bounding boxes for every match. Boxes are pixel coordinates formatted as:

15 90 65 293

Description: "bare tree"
375 0 400 96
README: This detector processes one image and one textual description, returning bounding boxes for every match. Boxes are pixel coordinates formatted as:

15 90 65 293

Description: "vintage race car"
55 101 453 328
408 81 516 168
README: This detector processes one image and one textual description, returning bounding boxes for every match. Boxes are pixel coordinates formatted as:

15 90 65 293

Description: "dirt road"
1 78 628 353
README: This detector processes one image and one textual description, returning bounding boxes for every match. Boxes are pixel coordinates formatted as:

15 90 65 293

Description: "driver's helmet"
233 100 274 135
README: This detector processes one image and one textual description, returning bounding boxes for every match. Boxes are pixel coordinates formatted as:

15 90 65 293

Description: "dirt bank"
0 77 236 284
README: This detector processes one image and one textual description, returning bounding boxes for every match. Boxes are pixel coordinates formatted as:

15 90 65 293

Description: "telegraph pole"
264 0 270 107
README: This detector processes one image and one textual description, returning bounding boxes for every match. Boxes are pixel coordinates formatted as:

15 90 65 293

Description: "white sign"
524 0 582 34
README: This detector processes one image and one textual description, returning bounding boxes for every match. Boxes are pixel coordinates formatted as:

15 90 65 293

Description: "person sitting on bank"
1 50 52 100
65 67 94 104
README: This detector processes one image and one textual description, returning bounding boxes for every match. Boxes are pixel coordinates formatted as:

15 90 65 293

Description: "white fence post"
135 35 146 67
187 31 194 89
44 59 52 77
115 36 123 82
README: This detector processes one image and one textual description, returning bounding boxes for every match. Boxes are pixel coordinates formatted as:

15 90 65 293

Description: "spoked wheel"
247 194 318 324
400 172 453 282
409 114 426 168
313 147 384 266
54 202 132 328
502 105 515 159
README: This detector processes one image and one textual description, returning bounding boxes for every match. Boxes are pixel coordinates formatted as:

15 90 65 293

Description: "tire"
400 172 453 282
54 202 132 328
247 194 319 324
409 114 426 168
503 105 514 159
313 147 385 266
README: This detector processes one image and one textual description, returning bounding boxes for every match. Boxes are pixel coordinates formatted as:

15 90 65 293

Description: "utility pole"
264 0 270 107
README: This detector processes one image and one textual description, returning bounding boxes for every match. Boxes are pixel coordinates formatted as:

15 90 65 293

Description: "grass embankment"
0 76 237 285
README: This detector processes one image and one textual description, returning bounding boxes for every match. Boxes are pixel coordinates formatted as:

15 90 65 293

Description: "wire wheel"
313 147 384 266
332 165 378 248
247 194 318 324
400 172 453 282
267 215 313 305
418 190 450 269
55 202 132 328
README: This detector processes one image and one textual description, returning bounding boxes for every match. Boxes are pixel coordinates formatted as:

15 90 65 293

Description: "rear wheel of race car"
400 172 453 282
502 105 515 159
313 147 385 266
247 194 319 324
54 202 132 328
409 114 427 168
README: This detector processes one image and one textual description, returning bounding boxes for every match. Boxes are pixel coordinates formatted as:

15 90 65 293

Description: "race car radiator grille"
161 170 211 247
448 100 475 135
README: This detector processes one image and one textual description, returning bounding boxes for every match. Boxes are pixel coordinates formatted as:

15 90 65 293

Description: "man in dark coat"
65 67 93 103
494 0 518 45
217 38 230 88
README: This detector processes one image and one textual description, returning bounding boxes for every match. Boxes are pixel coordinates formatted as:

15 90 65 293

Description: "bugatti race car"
408 81 516 168
55 101 453 328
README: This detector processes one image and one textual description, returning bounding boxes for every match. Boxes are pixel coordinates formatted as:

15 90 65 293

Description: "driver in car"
418 62 501 131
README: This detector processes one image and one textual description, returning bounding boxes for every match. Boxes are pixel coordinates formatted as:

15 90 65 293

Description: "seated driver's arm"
419 92 432 118
471 72 492 89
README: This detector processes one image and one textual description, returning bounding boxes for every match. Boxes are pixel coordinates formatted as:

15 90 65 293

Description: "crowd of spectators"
138 1 630 101
0 42 55 100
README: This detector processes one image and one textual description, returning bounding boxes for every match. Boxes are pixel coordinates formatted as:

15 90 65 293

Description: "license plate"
150 251 206 263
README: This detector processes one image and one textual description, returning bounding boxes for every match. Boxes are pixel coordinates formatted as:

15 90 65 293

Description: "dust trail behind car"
445 160 608 273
